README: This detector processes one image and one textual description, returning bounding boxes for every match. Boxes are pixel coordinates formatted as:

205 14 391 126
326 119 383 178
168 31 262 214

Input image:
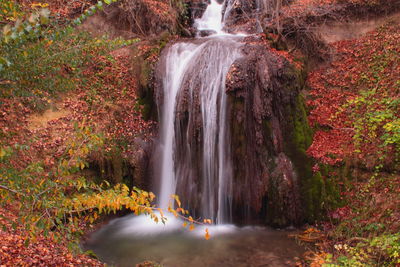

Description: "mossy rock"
132 32 173 120
283 93 343 222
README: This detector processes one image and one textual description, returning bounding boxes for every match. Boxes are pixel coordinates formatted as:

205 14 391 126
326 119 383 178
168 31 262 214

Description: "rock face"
199 29 218 37
187 0 210 21
225 35 310 226
222 0 262 34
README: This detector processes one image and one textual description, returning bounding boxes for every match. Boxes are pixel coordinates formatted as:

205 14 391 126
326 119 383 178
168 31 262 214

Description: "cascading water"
194 0 224 34
85 1 306 265
156 0 241 223
156 42 205 211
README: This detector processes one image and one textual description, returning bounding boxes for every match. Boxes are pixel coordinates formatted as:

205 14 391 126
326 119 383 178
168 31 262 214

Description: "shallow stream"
85 215 305 267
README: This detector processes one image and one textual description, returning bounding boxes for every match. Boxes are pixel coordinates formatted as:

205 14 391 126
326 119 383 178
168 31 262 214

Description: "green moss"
131 32 173 121
283 90 342 222
90 146 134 188
303 171 324 221
293 94 313 153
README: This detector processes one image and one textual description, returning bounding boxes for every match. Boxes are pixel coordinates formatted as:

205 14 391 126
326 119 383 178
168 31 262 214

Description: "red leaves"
307 130 353 165
329 206 351 220
0 207 101 267
306 22 400 166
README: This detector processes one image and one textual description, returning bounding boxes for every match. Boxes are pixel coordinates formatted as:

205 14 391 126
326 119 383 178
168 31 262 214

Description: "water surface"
85 215 305 267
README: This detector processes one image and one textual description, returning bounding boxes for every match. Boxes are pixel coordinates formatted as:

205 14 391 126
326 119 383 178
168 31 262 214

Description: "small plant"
323 234 400 267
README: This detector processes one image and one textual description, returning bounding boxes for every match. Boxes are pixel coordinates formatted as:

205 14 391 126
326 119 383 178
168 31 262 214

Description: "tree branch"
0 184 23 195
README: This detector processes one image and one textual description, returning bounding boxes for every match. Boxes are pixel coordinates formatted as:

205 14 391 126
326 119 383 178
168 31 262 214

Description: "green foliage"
1 31 134 110
347 88 400 165
335 24 400 169
0 0 23 22
322 171 400 267
0 0 136 111
323 234 400 267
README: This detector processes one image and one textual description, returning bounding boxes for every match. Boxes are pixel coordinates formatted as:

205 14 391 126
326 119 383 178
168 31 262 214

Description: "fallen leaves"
306 22 400 166
0 206 102 267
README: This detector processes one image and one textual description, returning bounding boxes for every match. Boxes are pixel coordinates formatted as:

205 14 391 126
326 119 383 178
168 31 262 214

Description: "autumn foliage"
306 22 400 169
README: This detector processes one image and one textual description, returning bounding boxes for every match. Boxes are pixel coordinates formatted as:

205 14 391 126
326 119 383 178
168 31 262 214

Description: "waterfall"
156 43 205 210
156 0 242 223
194 0 224 34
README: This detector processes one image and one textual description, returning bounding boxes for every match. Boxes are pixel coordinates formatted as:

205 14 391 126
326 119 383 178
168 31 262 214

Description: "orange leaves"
205 228 210 240
172 194 181 207
203 219 212 224
165 195 212 239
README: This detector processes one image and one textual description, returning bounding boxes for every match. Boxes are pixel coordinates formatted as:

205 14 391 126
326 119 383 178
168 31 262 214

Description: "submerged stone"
198 29 218 36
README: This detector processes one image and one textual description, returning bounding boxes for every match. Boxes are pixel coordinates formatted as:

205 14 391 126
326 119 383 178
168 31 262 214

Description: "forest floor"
302 11 400 267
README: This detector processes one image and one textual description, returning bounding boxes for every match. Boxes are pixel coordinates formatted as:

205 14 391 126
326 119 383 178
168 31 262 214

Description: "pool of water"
84 214 305 267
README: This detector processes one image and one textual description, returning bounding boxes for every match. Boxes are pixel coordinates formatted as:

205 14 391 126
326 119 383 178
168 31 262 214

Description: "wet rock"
198 29 218 37
226 34 307 226
223 0 259 31
224 18 262 35
188 0 210 20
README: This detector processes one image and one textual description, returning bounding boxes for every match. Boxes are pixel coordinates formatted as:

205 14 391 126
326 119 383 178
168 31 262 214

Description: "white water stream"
157 0 241 223
194 0 224 33
157 42 206 211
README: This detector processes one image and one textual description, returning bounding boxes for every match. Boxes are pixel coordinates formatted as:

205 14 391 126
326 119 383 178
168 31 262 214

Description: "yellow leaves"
169 207 178 218
172 194 181 207
293 228 325 243
0 147 6 158
157 208 164 218
2 25 12 37
31 3 49 8
1 1 22 21
149 192 156 201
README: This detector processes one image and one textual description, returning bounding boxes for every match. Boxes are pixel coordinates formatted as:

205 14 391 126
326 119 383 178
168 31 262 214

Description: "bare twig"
0 184 23 195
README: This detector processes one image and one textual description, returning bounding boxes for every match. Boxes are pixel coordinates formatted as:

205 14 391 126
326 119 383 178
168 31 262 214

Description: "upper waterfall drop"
194 0 224 34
